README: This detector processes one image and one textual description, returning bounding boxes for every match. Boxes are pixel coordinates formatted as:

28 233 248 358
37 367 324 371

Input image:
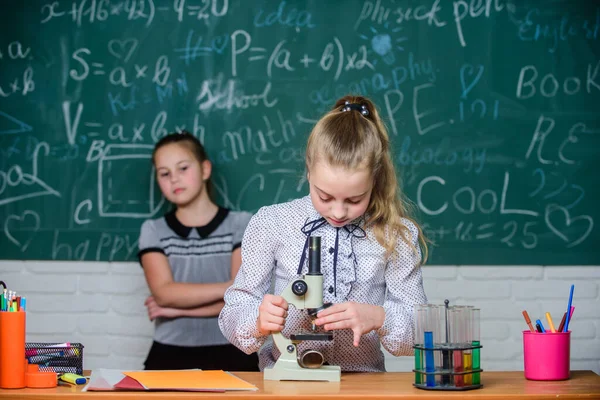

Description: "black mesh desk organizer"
25 342 84 375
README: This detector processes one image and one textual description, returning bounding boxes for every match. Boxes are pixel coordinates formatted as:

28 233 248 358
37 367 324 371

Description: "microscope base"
264 364 341 382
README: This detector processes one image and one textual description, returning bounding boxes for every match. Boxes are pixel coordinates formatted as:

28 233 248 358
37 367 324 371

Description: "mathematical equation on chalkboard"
0 0 598 262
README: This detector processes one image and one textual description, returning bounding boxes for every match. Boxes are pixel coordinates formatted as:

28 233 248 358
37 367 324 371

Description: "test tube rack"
412 300 483 391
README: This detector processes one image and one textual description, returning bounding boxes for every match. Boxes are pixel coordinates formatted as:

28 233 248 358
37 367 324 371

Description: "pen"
535 319 546 333
545 312 556 333
535 322 543 333
557 312 567 333
522 310 535 332
563 284 574 332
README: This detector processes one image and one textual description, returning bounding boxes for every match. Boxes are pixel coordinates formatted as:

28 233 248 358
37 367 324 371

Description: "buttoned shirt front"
218 196 427 372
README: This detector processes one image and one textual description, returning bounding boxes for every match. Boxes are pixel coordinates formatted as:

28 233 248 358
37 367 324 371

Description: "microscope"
263 236 341 382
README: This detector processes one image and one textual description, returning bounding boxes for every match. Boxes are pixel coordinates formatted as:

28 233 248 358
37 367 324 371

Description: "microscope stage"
290 332 334 341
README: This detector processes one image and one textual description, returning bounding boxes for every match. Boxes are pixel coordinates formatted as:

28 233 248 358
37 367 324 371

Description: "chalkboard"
1 0 598 264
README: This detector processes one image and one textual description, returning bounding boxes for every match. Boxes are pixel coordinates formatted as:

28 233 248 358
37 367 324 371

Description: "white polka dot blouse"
218 195 427 372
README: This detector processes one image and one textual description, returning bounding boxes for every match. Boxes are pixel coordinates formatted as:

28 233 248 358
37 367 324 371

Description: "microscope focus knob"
291 280 308 296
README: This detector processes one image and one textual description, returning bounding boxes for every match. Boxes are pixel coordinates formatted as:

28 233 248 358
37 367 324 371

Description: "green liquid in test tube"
472 308 481 385
415 349 423 384
414 305 426 384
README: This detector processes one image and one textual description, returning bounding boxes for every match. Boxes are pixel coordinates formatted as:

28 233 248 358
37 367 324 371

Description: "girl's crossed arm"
142 246 244 318
141 251 233 309
145 296 225 320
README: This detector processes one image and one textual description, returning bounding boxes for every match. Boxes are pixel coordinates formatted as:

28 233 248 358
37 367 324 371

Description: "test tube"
414 305 426 384
432 304 445 386
449 307 464 387
424 305 436 387
441 301 451 385
461 306 473 385
471 308 481 385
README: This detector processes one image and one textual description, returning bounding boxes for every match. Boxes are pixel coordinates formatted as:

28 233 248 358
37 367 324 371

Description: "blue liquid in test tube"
424 331 435 387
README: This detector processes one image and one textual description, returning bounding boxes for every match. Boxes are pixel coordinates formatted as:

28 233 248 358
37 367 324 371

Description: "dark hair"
152 131 213 199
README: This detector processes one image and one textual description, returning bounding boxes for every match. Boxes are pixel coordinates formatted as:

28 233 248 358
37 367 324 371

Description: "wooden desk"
1 371 598 399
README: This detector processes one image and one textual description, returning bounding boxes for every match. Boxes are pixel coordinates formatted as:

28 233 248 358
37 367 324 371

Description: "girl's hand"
257 294 289 335
314 302 385 347
145 296 181 321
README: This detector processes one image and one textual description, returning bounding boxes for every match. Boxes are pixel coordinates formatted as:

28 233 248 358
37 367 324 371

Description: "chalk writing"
1 1 597 263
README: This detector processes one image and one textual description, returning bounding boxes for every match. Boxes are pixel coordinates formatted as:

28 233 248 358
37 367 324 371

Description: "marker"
28 351 65 364
535 319 546 333
563 284 574 332
26 343 78 357
545 312 556 333
559 306 576 333
535 322 543 333
522 310 535 332
44 360 76 367
46 343 71 348
39 366 78 374
59 373 87 385
557 312 567 333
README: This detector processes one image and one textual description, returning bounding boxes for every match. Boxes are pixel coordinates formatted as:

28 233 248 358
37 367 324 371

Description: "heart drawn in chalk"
4 210 40 252
459 64 484 99
108 38 138 63
545 204 593 248
371 34 392 56
212 35 229 54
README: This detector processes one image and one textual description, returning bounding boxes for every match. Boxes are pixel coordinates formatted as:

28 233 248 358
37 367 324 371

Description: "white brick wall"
1 262 598 375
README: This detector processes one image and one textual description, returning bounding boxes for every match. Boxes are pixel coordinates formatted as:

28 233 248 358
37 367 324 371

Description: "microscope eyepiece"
308 236 321 275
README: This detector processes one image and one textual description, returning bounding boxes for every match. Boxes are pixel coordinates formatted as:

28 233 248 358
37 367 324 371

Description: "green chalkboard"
1 0 598 264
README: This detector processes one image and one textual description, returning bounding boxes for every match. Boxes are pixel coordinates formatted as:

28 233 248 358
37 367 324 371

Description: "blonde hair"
305 95 428 263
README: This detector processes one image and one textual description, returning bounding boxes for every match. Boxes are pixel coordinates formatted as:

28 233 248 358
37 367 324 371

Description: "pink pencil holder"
523 331 570 381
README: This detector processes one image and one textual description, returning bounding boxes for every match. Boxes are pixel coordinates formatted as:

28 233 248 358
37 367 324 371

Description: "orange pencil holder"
0 311 26 389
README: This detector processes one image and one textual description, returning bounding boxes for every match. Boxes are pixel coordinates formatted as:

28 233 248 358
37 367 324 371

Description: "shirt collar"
165 207 229 238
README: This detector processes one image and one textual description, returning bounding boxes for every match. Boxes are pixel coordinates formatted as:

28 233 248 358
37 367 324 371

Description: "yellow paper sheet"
123 370 257 391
